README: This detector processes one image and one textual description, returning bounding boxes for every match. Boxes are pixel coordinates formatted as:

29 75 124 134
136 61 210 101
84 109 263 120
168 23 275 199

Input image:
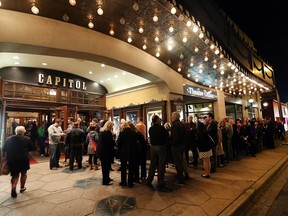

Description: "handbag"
1 160 10 175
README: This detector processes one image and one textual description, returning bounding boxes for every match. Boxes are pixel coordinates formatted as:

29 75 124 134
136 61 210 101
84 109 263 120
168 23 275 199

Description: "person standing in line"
197 116 212 178
185 115 198 168
48 118 65 170
3 126 33 198
97 121 115 185
135 117 147 179
206 112 218 173
86 125 99 170
170 111 186 184
146 115 169 190
117 121 139 188
65 122 86 171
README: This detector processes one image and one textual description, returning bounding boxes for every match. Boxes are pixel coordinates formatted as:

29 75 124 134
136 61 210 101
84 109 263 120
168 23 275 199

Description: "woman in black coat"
3 126 33 198
117 121 139 187
97 121 115 185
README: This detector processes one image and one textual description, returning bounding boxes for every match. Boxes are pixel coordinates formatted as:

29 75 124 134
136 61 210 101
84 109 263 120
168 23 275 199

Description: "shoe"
128 184 134 188
20 187 26 193
103 182 113 186
50 167 58 170
56 165 63 168
119 182 127 186
201 174 211 178
40 154 44 157
11 189 17 198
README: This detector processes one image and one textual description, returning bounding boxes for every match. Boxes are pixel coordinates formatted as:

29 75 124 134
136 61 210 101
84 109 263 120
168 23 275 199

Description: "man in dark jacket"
170 111 186 184
147 115 169 190
66 122 86 171
206 112 218 173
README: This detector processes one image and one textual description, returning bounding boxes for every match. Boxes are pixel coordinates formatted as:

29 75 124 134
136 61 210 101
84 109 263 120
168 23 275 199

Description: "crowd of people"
2 112 286 197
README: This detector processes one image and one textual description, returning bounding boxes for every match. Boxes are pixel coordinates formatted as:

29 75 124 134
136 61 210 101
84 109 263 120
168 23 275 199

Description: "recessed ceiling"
0 52 151 93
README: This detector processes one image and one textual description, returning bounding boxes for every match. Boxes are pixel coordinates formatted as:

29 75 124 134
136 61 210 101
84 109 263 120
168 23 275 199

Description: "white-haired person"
3 126 33 198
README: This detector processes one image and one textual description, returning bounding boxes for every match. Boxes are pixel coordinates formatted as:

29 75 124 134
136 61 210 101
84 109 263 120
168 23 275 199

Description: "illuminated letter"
68 79 74 88
55 77 61 86
46 75 52 85
63 78 67 87
82 82 87 90
75 81 81 89
38 74 44 84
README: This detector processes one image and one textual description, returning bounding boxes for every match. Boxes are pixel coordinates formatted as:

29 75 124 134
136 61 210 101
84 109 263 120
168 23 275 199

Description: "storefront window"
126 111 138 126
186 103 213 121
113 112 120 133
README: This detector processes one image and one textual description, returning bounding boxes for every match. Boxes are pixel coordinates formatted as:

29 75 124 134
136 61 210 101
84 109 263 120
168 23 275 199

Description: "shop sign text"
38 73 87 90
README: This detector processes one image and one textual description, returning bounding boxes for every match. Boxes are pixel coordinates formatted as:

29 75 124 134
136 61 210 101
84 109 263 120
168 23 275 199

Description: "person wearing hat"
146 115 169 190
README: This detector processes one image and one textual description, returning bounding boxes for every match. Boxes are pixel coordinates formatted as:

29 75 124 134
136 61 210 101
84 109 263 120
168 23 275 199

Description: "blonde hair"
100 121 114 132
15 126 26 135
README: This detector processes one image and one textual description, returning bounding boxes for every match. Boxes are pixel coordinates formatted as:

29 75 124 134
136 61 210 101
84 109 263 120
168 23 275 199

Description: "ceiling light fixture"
109 28 115 36
169 26 174 33
182 36 187 43
142 44 147 50
186 20 192 27
69 0 76 6
97 7 104 15
88 21 94 28
153 15 158 22
31 2 39 15
171 7 177 14
138 26 144 33
62 13 69 21
132 2 139 11
96 0 104 15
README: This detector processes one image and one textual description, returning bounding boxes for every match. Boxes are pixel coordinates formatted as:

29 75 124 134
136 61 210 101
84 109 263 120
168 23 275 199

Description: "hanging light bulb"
171 7 176 14
182 36 187 43
155 36 159 42
186 20 192 27
69 0 76 6
88 21 94 28
97 7 104 15
194 47 199 53
109 29 115 36
142 44 147 50
156 51 160 57
169 26 174 33
127 37 132 43
138 26 144 33
193 25 199 32
199 32 204 39
153 15 158 22
31 5 39 14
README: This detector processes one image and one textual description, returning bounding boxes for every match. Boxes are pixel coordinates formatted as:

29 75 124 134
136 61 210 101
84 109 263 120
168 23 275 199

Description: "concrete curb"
219 149 288 216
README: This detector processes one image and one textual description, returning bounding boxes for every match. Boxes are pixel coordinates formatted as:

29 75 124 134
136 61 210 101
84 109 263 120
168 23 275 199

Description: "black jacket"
66 127 86 148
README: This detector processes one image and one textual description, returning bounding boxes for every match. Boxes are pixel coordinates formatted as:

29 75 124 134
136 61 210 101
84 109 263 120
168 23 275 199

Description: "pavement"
0 139 288 216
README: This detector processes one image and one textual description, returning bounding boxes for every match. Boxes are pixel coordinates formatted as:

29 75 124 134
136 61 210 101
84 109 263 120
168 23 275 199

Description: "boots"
90 164 93 170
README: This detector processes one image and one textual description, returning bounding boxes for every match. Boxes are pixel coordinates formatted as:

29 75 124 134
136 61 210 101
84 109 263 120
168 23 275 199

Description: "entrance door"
55 106 67 130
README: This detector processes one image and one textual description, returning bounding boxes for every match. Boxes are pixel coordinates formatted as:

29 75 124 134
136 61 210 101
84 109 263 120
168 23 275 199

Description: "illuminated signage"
184 85 216 99
38 73 87 90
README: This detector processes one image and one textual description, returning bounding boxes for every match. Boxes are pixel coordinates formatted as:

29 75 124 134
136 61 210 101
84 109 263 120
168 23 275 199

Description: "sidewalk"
0 140 288 216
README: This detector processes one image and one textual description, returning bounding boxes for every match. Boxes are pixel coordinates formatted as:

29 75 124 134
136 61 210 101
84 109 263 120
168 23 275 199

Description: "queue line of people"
2 112 284 197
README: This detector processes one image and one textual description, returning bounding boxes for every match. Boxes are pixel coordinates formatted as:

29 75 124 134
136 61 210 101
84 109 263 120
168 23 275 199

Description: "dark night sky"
213 0 288 102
